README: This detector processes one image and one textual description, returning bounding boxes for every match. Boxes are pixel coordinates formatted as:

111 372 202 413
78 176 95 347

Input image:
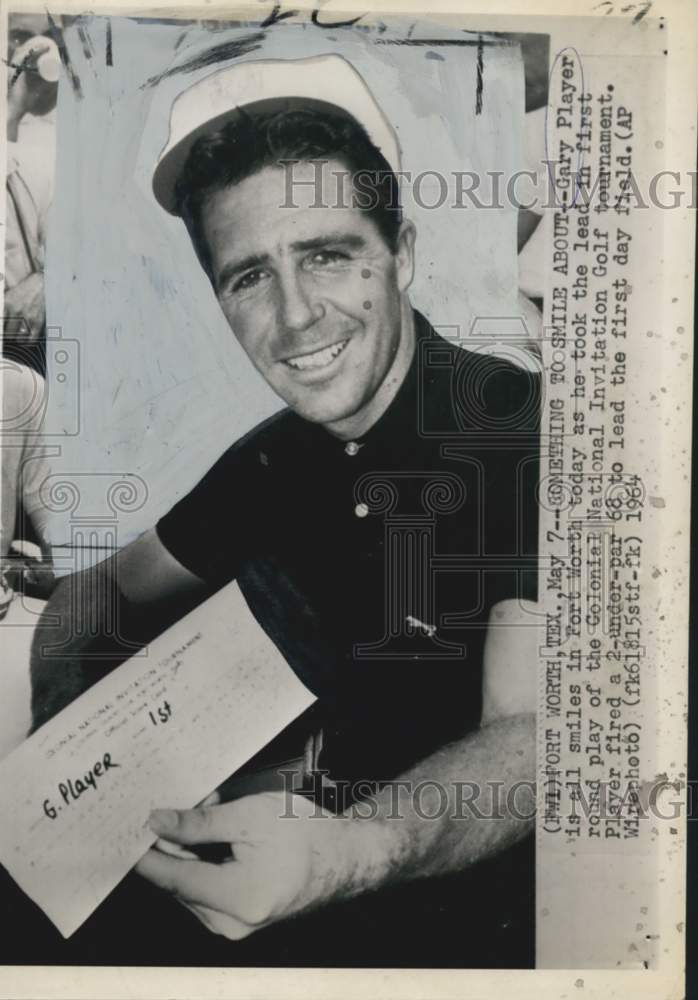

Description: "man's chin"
282 390 364 430
291 403 358 428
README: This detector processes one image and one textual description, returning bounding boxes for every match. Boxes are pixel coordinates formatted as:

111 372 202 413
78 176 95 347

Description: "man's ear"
395 220 416 293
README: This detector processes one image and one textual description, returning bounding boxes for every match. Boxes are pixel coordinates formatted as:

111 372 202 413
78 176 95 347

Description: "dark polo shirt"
3 312 539 969
156 310 540 787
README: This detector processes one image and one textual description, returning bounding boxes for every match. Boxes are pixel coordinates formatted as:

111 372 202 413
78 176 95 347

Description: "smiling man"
198 159 415 436
28 55 541 967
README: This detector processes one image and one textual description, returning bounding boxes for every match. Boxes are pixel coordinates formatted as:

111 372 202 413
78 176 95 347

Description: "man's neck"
323 301 417 442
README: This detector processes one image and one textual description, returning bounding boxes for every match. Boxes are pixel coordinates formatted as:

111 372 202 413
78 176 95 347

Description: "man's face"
199 160 415 436
8 13 52 52
8 14 58 118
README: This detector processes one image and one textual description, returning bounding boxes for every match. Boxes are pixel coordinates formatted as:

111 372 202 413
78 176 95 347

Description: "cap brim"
153 96 398 216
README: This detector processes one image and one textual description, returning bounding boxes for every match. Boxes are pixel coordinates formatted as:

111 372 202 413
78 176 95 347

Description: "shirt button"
345 441 360 456
354 503 369 518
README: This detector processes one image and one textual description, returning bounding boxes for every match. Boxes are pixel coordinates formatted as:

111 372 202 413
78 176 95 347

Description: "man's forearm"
337 713 535 898
29 567 140 732
138 713 535 937
30 558 208 732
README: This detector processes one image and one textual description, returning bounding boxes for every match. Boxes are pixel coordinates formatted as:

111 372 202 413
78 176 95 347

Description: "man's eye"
233 269 265 293
308 250 348 267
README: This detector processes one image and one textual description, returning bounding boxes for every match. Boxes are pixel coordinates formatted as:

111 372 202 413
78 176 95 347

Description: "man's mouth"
283 339 350 372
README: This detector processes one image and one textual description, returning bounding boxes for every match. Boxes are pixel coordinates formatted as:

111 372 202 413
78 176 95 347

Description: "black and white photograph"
0 1 692 996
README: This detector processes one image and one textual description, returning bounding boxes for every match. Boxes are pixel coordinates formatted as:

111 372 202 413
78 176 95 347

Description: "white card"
0 581 316 937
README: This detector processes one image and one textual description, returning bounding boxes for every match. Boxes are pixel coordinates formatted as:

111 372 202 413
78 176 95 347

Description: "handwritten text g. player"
43 753 120 819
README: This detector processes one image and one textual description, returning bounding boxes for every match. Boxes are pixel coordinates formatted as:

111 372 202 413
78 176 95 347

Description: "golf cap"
152 54 401 216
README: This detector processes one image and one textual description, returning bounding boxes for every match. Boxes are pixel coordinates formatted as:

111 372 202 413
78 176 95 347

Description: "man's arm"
326 598 539 892
29 527 207 731
136 599 540 938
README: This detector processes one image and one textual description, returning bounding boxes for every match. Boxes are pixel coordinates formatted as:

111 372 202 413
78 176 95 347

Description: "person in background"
2 15 59 611
4 13 60 378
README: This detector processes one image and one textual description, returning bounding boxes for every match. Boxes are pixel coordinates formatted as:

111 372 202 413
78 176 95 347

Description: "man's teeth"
285 339 349 371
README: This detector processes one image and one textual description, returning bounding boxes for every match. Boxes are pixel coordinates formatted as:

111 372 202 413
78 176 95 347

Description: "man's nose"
277 268 323 333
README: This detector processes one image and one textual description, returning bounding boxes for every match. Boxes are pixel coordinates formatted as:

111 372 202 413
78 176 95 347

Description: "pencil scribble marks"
475 34 484 115
260 3 299 28
376 38 490 47
8 49 33 87
47 11 82 97
105 20 113 67
142 34 265 88
311 7 365 29
76 23 95 61
632 1 653 24
591 0 652 22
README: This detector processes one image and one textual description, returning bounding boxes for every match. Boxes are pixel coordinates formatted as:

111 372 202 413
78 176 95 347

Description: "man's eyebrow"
289 233 368 253
216 234 367 288
217 252 270 289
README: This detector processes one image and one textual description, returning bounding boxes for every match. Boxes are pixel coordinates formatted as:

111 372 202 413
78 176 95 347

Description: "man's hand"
136 713 535 941
136 792 395 939
4 272 45 343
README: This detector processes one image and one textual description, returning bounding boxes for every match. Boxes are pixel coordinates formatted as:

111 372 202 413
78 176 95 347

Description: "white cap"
152 54 401 215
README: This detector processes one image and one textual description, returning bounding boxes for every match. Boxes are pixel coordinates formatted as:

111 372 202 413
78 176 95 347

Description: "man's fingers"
148 804 234 846
149 795 266 844
198 789 221 808
153 837 198 860
180 900 253 940
135 849 240 910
